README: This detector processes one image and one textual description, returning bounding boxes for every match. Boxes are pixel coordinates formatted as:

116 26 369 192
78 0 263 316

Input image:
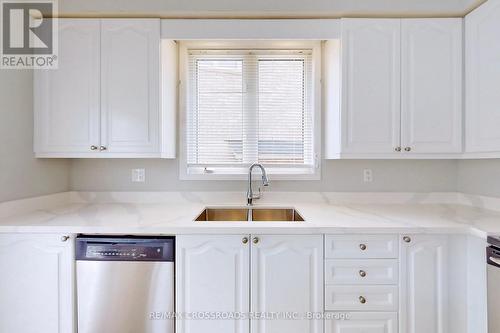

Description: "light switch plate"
131 169 146 183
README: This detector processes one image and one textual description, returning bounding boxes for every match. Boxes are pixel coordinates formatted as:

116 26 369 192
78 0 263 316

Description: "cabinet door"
176 235 250 333
101 19 160 153
326 312 397 333
465 0 500 152
34 19 100 155
341 19 401 154
0 234 75 333
400 234 448 333
251 235 323 333
401 19 463 153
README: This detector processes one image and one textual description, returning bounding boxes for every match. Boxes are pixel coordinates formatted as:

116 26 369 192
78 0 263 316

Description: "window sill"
180 166 320 181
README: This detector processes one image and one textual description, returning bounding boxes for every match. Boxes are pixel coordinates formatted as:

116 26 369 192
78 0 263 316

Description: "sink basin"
195 207 304 222
252 208 304 222
195 208 249 221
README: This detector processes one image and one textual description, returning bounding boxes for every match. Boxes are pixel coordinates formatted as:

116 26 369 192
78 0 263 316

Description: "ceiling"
58 0 486 18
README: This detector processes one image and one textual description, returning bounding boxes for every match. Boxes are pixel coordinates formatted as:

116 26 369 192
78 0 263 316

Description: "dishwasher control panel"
76 236 174 262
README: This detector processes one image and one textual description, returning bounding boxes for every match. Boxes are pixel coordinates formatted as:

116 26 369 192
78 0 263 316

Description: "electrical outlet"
363 169 373 182
131 169 146 183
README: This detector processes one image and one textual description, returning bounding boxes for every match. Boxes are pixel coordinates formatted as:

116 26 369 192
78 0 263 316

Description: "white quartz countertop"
1 191 500 237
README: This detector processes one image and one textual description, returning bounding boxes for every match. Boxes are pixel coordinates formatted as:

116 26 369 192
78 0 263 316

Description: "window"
180 43 320 179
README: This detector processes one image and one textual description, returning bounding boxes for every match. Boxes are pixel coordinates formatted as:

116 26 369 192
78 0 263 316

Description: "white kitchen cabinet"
176 235 323 333
340 19 401 154
465 0 500 154
325 312 397 333
326 18 463 158
251 235 323 333
100 19 160 154
34 18 176 158
0 233 75 333
325 234 399 259
401 19 463 153
176 235 250 333
399 234 448 333
34 19 100 154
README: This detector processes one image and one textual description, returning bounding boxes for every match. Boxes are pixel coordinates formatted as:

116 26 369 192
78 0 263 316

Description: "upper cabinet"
34 19 176 158
326 18 463 158
340 19 401 154
100 20 160 154
34 19 100 155
465 0 500 154
401 19 463 154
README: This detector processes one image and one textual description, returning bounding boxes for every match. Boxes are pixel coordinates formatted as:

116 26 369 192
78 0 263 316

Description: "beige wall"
70 159 458 192
457 160 500 197
0 70 70 202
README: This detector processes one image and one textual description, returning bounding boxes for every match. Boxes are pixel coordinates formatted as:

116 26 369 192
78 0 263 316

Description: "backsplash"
70 159 457 192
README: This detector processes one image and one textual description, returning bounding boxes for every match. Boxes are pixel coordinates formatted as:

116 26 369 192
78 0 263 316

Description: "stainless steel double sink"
195 207 304 222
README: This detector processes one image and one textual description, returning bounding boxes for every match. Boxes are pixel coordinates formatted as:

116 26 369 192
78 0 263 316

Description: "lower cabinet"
325 312 397 333
399 234 449 333
0 233 75 333
176 235 250 333
176 234 324 333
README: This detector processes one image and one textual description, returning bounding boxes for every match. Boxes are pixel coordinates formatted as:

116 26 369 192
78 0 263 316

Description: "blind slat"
186 49 314 168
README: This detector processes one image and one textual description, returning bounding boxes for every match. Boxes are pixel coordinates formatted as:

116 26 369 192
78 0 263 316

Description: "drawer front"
325 259 398 285
325 235 398 259
325 312 397 333
325 285 398 311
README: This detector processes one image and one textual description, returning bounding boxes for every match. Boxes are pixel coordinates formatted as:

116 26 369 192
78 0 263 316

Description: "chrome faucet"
247 163 270 205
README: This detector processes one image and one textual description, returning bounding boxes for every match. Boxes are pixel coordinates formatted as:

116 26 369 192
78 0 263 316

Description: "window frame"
178 40 322 180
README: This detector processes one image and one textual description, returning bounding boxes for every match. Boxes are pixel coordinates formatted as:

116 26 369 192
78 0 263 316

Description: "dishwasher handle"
76 236 175 262
487 246 500 268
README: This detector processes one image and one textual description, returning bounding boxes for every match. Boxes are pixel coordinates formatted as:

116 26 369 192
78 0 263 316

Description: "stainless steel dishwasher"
76 236 175 333
488 236 500 333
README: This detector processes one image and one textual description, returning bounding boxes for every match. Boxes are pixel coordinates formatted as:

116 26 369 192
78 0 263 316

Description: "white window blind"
185 49 315 175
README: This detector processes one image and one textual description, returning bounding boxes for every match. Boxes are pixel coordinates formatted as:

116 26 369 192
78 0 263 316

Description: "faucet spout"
247 163 270 206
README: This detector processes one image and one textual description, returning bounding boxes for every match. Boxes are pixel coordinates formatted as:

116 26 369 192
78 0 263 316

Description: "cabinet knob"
99 146 107 151
90 145 98 151
359 243 367 251
359 270 367 277
403 236 412 243
252 237 260 244
395 147 402 152
404 147 412 152
359 296 367 304
242 237 249 244
61 235 70 242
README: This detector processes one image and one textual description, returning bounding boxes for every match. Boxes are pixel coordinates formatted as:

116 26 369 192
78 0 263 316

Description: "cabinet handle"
252 237 260 244
359 270 367 277
100 146 107 151
395 147 402 152
242 237 249 244
403 236 411 243
359 296 367 304
90 145 98 151
61 235 70 242
359 243 367 251
404 147 411 152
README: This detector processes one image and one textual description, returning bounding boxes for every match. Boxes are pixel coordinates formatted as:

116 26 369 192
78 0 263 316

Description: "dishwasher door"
76 236 174 333
488 246 500 333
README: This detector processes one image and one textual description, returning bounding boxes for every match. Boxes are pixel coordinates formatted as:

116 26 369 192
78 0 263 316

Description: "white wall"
70 159 458 192
457 160 500 197
0 70 70 202
58 0 482 17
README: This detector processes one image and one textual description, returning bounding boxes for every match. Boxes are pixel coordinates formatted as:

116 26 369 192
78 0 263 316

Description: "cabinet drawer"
325 235 398 259
325 312 397 333
325 259 398 285
325 285 398 311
